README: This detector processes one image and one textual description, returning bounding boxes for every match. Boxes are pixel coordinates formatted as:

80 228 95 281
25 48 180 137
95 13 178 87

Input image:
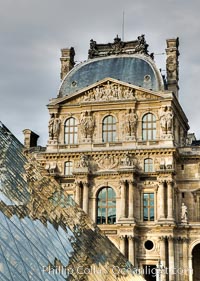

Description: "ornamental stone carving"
123 109 138 137
121 153 139 169
135 34 149 54
181 202 188 223
48 114 61 139
166 55 177 79
88 34 149 59
159 106 174 134
79 111 95 139
98 154 119 170
79 154 89 168
82 82 135 102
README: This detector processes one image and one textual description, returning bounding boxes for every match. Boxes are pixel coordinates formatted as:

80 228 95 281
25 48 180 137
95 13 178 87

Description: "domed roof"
59 54 164 97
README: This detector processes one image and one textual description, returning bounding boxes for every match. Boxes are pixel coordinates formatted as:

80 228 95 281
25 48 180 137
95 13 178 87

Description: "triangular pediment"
49 78 171 106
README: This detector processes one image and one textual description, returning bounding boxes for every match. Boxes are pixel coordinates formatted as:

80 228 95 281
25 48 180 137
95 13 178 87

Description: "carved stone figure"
166 55 177 79
80 111 95 138
48 115 61 139
166 107 173 133
124 109 138 137
181 203 188 222
109 35 125 55
48 115 54 139
124 152 132 166
83 82 136 103
160 106 173 134
53 117 61 138
135 34 149 54
79 155 89 168
98 154 118 170
88 39 98 59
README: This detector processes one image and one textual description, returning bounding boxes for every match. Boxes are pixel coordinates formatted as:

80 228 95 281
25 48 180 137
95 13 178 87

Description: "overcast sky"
0 0 200 145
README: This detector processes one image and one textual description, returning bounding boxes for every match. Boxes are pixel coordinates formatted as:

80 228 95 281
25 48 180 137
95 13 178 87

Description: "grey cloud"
0 0 200 144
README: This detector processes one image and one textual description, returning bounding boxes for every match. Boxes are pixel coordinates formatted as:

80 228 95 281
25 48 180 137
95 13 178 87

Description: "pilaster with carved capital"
82 182 89 214
159 236 167 281
128 235 135 266
75 181 81 205
128 180 136 220
119 235 126 255
168 236 175 281
158 180 165 220
167 181 174 221
120 180 126 218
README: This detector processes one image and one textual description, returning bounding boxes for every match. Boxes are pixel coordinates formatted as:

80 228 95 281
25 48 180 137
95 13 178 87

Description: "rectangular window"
143 193 154 221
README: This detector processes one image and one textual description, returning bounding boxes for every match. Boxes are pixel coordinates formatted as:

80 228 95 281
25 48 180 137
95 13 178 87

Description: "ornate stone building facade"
25 35 200 281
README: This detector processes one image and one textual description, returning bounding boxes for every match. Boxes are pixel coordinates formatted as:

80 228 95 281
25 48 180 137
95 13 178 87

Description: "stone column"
159 181 165 219
75 181 80 205
120 180 126 218
120 236 126 255
128 181 135 219
167 181 173 220
188 257 193 281
182 238 189 281
128 236 135 266
174 238 181 281
168 236 175 281
83 182 89 214
160 236 166 281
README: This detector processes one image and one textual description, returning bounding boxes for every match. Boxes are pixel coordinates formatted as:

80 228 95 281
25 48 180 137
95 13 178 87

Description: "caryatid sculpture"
124 108 138 137
80 111 95 139
160 106 174 134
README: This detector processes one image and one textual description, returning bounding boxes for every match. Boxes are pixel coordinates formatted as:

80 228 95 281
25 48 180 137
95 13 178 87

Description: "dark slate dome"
59 55 164 97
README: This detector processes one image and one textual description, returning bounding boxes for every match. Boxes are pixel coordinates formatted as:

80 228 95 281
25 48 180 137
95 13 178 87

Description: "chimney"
23 129 39 149
166 38 179 98
60 47 75 80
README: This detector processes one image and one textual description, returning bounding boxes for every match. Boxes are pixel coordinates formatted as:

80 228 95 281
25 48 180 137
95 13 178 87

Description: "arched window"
144 158 154 172
64 161 73 176
97 187 116 225
102 115 116 142
142 113 156 141
64 117 77 144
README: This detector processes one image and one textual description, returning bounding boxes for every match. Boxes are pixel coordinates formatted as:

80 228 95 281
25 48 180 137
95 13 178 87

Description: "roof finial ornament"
114 35 121 43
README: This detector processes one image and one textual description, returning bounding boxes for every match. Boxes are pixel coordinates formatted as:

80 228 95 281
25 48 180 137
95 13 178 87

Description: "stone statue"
124 109 138 137
124 152 132 166
48 115 54 139
53 117 61 138
160 106 173 134
48 115 61 139
80 111 95 138
181 203 188 222
166 55 177 79
135 34 149 54
88 39 98 59
166 107 173 133
79 155 88 168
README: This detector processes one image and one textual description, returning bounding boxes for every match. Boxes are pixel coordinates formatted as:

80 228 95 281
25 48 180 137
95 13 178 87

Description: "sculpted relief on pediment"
80 81 160 103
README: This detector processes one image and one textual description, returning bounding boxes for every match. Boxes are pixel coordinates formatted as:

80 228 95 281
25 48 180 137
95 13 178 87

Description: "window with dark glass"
144 158 154 172
97 187 116 224
64 117 77 144
102 115 116 142
64 161 73 176
142 113 156 141
143 193 154 221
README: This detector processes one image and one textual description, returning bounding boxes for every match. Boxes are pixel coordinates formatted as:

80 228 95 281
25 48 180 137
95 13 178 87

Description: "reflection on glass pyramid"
0 122 144 280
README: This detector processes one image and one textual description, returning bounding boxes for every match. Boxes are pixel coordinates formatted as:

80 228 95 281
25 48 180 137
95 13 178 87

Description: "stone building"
0 122 145 281
25 35 200 281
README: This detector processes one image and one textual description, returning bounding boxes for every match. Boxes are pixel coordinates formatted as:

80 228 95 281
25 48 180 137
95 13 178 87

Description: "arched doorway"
192 243 200 281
